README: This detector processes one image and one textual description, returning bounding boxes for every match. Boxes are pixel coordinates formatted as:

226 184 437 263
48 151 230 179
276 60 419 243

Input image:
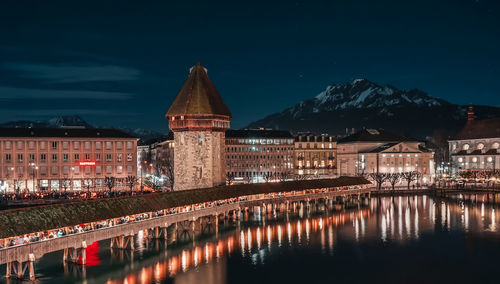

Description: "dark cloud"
0 86 133 100
3 63 141 83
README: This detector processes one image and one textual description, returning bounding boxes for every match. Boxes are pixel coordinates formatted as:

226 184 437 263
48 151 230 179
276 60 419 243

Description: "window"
127 153 132 162
17 154 23 162
51 166 58 175
29 154 35 162
106 166 112 174
40 154 47 162
198 134 203 145
62 141 69 149
463 144 470 151
73 141 80 150
96 166 102 174
17 141 23 150
117 153 122 162
63 166 69 175
85 153 91 160
85 166 91 174
117 166 123 174
106 142 112 150
52 141 58 149
106 154 112 162
63 154 68 162
117 142 123 150
126 141 133 149
40 141 46 150
74 154 80 161
127 165 133 173
84 141 91 150
28 141 35 149
96 153 101 161
96 142 102 150
5 141 11 150
52 154 57 162
5 154 11 162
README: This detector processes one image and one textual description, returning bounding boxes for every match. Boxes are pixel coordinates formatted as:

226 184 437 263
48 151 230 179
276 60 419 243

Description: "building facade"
0 128 138 193
166 63 232 190
294 134 336 177
337 129 435 184
225 129 294 183
449 108 500 175
137 133 175 189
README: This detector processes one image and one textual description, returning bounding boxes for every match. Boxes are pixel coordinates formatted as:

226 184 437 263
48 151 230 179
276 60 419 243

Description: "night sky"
0 0 498 132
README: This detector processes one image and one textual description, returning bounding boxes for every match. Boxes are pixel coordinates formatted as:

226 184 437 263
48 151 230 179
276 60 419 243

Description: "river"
2 194 500 283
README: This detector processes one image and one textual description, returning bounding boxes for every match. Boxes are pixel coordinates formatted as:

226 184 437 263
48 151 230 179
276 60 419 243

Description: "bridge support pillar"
110 234 135 250
63 241 88 265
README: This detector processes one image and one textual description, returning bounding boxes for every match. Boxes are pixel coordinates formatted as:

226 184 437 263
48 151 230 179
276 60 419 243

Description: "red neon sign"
79 161 96 166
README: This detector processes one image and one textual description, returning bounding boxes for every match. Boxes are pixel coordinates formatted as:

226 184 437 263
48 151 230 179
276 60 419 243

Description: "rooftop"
166 62 232 117
337 128 408 144
226 129 293 139
451 117 500 140
0 128 137 139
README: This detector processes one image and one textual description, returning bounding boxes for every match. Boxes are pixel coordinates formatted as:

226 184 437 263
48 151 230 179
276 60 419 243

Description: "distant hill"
247 79 500 138
0 115 165 143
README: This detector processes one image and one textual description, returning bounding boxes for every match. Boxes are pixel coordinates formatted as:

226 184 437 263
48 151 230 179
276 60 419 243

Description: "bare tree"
401 171 420 190
125 176 138 194
61 177 71 192
387 173 401 192
226 172 235 186
105 176 115 193
262 172 273 183
367 172 389 191
83 179 93 193
279 170 292 182
152 152 174 191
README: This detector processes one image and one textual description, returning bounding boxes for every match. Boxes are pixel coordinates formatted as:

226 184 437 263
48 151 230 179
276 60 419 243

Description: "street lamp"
139 165 143 192
71 167 75 192
30 163 38 193
10 167 15 193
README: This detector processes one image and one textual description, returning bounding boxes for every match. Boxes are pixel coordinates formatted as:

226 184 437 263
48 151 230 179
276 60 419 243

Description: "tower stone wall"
173 130 226 190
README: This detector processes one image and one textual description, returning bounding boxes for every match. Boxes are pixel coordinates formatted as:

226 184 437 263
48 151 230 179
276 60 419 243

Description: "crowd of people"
0 190 156 203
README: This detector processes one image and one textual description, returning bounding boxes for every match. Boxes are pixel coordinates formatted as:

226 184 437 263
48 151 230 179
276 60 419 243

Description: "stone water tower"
166 63 232 190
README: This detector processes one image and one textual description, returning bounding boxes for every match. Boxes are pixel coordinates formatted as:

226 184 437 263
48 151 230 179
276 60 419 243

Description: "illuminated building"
337 128 435 184
294 134 336 177
0 128 138 192
225 129 294 183
448 106 500 174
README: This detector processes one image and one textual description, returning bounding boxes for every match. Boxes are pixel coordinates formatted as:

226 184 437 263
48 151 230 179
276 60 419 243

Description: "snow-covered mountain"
286 78 449 118
247 79 500 138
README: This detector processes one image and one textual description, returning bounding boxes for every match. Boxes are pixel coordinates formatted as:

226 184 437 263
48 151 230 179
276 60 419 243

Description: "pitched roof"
226 129 293 139
337 129 408 144
451 118 500 140
0 128 136 139
166 62 232 117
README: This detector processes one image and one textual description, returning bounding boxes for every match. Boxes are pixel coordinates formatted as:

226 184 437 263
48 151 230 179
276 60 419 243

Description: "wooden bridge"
0 178 371 281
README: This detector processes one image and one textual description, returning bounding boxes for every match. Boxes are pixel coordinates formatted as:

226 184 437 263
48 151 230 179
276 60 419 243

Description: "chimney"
467 106 474 124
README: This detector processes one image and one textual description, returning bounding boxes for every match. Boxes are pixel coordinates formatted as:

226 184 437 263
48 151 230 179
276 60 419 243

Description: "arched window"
477 143 484 150
462 144 469 151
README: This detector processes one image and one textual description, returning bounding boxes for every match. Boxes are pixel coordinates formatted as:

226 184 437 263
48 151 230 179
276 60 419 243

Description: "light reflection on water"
4 194 500 283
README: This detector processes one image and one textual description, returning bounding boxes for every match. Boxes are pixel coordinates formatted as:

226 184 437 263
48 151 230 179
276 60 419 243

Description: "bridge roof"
0 176 370 239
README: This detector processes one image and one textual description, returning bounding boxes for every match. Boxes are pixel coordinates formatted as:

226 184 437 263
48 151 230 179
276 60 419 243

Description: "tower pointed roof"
166 62 232 117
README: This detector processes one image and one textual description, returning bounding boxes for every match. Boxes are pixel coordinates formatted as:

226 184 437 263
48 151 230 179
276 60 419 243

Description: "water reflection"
7 194 500 284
